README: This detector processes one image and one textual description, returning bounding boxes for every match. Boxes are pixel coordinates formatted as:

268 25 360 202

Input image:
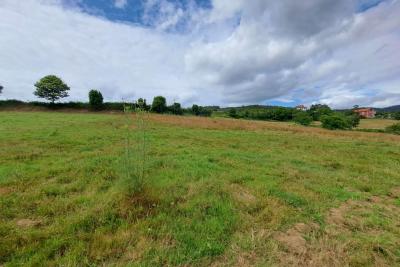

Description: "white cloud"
0 0 202 104
0 0 399 108
185 0 400 107
114 0 127 9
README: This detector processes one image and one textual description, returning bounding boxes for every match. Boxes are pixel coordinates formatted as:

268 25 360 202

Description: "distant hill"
219 105 288 111
377 105 400 112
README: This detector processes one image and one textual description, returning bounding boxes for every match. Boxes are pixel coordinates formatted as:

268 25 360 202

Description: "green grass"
1 112 400 266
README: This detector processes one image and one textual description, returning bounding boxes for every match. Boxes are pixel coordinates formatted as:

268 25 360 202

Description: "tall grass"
122 102 148 194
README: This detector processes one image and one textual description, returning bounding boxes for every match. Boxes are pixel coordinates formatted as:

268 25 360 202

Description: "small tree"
169 102 183 115
88 89 103 110
293 111 313 126
34 75 70 103
0 85 3 94
192 104 200 116
151 96 167 113
394 112 400 120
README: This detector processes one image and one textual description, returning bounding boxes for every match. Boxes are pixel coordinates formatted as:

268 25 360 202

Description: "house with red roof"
354 108 376 118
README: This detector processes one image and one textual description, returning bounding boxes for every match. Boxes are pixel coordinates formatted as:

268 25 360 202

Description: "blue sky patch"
73 0 211 26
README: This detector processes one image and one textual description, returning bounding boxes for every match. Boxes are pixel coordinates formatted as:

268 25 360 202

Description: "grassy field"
357 119 398 129
1 112 400 266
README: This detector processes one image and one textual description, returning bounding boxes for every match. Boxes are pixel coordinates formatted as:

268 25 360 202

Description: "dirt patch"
118 190 159 221
389 187 400 198
229 184 257 206
275 223 320 255
368 196 383 203
16 219 42 228
275 229 307 254
274 221 349 267
326 201 351 226
0 187 12 196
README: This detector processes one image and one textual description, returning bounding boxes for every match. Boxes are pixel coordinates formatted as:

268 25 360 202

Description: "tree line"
1 75 212 116
225 104 362 130
1 75 400 132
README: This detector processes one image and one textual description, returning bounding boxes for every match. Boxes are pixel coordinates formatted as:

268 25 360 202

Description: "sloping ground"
0 112 399 266
357 119 398 130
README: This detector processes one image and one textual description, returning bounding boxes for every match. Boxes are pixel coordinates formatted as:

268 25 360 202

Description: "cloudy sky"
0 0 399 108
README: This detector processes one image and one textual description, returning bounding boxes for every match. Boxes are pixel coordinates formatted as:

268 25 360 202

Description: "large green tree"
151 96 167 113
308 104 333 121
34 75 70 103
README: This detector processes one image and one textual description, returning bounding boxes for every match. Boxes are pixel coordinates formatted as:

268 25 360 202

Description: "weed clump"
385 123 400 135
121 102 149 194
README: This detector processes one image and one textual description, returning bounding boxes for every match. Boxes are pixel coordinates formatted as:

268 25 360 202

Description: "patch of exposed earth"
274 188 400 266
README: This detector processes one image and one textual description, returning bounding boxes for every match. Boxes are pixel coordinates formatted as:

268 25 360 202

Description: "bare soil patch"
229 184 257 206
0 187 13 196
16 219 42 228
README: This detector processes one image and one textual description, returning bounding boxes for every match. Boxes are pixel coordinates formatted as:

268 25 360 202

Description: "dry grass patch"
15 219 42 228
229 184 257 207
358 119 398 129
149 114 400 143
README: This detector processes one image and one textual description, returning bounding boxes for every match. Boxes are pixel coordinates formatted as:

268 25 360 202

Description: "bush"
151 96 167 113
228 108 238 118
136 98 149 111
192 104 200 116
375 111 390 119
103 102 125 111
320 114 352 130
0 100 26 108
88 90 103 110
198 106 212 117
169 102 183 115
347 114 361 128
394 112 400 120
385 123 400 135
293 112 313 126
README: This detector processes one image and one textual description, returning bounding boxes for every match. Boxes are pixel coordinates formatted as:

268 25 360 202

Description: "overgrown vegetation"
385 123 400 135
121 102 148 194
